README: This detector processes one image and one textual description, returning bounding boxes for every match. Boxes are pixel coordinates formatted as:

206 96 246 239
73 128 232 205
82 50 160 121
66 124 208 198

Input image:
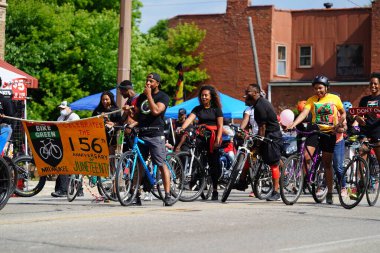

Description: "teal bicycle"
115 126 184 206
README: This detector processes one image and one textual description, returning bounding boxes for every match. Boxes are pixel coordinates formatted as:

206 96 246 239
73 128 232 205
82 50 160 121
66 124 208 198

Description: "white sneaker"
143 192 153 201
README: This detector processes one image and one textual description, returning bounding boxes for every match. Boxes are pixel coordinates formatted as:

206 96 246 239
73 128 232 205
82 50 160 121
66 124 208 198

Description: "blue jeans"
333 139 345 187
0 124 12 154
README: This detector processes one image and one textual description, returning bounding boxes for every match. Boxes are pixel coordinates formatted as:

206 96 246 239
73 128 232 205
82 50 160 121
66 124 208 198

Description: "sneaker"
249 191 255 197
211 191 218 201
143 192 153 201
266 191 280 201
51 190 67 197
235 180 248 191
340 188 347 198
132 196 142 206
326 192 333 204
163 193 173 206
77 190 84 197
349 192 358 200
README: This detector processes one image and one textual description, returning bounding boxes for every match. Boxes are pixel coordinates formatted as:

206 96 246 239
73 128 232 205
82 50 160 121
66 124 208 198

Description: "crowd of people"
37 71 380 207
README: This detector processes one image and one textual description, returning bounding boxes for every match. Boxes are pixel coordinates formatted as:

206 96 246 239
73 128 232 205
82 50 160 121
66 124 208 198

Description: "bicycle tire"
115 151 140 206
67 174 83 202
0 157 11 210
4 156 16 195
366 154 380 206
200 176 212 200
97 154 118 201
311 159 328 203
177 151 206 202
280 154 304 205
13 155 47 197
253 163 273 200
159 153 185 206
338 156 368 209
221 152 246 202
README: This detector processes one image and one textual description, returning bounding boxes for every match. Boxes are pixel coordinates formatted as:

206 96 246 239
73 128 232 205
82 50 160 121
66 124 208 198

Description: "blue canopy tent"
70 89 117 111
165 92 247 119
71 90 247 119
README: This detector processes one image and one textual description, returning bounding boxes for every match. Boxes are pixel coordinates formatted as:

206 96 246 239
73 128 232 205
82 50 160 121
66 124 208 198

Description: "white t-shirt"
244 106 258 134
57 111 80 122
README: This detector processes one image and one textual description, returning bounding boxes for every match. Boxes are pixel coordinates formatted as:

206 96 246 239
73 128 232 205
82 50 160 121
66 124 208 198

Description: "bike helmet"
312 75 329 87
343 101 352 112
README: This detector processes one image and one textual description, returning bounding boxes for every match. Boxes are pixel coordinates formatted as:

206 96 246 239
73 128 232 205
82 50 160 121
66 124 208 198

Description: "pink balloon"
280 109 294 127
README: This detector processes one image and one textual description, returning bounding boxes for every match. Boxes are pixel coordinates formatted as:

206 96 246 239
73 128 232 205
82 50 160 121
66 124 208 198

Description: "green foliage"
133 22 208 103
5 0 208 119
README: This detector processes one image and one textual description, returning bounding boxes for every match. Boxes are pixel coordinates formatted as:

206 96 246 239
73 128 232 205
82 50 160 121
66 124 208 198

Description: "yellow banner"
22 117 110 177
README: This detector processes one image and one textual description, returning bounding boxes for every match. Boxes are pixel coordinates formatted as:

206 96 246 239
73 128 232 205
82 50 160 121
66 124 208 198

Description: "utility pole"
116 0 132 107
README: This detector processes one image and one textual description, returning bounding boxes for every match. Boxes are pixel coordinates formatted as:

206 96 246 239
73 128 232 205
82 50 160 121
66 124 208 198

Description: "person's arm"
215 116 223 148
178 113 196 131
288 108 310 129
240 112 250 130
175 134 187 152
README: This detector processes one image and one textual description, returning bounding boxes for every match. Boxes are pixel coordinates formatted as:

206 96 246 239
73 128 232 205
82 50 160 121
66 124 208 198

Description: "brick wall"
371 0 380 72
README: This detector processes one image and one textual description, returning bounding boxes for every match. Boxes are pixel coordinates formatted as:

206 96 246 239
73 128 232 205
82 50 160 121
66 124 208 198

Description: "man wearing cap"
117 80 139 149
134 72 172 206
174 108 191 152
51 101 80 197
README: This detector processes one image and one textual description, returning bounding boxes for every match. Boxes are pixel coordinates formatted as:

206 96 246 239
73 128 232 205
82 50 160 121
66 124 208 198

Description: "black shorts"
319 133 336 153
260 131 283 166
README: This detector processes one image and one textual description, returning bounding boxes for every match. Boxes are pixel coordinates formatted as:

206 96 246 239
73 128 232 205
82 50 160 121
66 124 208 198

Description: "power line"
346 0 361 7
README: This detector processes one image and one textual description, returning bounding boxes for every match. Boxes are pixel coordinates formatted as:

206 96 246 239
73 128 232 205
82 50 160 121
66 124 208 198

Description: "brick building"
169 0 378 110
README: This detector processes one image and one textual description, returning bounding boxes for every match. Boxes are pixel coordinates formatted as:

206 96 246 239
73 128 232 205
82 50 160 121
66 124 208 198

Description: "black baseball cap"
178 108 186 115
147 72 161 83
117 80 133 90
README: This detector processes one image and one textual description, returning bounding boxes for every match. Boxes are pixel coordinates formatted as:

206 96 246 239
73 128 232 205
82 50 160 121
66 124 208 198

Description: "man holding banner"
51 101 80 198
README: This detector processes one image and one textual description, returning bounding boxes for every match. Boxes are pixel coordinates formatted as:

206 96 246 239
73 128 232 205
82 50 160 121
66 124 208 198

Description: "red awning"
0 59 38 89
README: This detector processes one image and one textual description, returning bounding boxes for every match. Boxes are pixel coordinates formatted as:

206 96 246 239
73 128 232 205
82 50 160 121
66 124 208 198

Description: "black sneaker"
77 190 84 197
51 190 67 197
266 191 280 201
235 180 248 191
211 191 218 201
326 192 333 204
163 193 173 206
132 196 142 206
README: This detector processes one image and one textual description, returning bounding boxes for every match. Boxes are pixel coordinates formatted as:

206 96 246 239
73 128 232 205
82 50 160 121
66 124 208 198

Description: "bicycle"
221 126 274 202
115 126 184 206
280 129 328 205
67 124 128 202
0 156 11 210
175 128 207 202
338 137 379 209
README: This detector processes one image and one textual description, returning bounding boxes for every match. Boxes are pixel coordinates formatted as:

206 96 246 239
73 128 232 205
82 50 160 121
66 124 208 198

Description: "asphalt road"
1 181 379 253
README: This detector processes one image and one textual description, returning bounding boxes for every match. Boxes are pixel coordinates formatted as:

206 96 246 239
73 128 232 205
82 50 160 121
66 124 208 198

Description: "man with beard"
133 72 172 206
242 84 283 201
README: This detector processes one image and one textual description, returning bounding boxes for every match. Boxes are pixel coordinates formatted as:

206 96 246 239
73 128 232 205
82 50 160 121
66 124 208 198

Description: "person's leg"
333 139 345 187
322 152 334 193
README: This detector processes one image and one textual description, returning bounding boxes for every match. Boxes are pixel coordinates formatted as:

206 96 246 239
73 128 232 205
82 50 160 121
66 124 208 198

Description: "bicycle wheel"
67 174 83 202
97 154 118 201
115 151 140 206
159 153 184 206
311 159 328 203
3 156 16 195
366 154 380 206
338 156 368 209
253 163 273 200
0 157 11 210
221 152 246 202
280 154 304 205
177 151 206 202
13 155 47 197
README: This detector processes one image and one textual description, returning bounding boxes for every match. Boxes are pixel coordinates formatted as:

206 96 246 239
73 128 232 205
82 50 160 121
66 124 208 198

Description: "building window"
299 46 312 68
336 44 364 77
277 45 286 76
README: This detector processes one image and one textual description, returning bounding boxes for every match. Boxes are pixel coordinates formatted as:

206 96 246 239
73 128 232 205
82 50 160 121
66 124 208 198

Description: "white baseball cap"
58 101 69 109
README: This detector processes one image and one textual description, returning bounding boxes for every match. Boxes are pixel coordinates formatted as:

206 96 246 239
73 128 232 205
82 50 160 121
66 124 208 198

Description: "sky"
139 0 372 32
